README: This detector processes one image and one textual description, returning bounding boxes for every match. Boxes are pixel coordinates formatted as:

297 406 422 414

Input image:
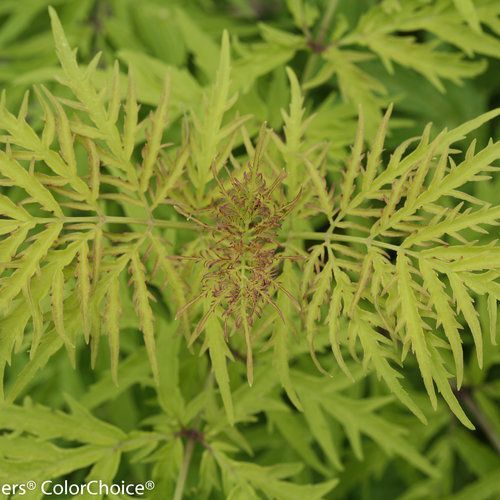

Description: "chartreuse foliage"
0 2 499 499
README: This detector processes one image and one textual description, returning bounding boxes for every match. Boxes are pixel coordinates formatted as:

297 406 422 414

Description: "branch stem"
173 436 195 500
456 388 500 454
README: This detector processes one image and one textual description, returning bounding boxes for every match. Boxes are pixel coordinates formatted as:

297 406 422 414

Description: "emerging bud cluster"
179 129 300 384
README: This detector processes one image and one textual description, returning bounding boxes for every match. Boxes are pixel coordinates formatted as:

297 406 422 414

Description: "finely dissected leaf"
141 76 170 192
0 151 62 216
356 315 427 423
304 155 334 221
5 320 65 404
362 104 392 191
240 300 254 387
152 144 189 208
420 259 464 388
397 253 437 408
174 7 219 78
305 48 384 130
282 66 307 193
301 245 324 297
0 223 62 312
405 205 500 247
273 261 302 410
442 109 500 146
124 69 138 161
156 317 185 419
106 61 122 125
274 328 302 410
326 267 352 379
80 350 150 410
363 35 485 92
442 469 500 500
216 449 337 499
268 411 330 475
129 253 159 383
0 445 107 484
193 29 232 192
286 0 319 28
148 233 189 335
34 84 56 147
306 259 333 374
76 240 91 343
202 313 234 424
51 266 75 365
0 221 19 238
0 240 81 367
85 450 121 488
48 7 135 182
0 225 30 273
105 277 122 386
349 249 374 316
340 107 364 210
448 272 483 368
0 399 125 446
233 461 338 500
22 280 44 358
427 342 474 430
299 391 343 470
318 393 436 477
415 141 500 209
453 0 481 33
0 194 31 221
91 226 103 286
48 91 77 175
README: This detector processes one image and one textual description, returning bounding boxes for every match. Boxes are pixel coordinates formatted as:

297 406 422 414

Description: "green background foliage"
0 1 499 498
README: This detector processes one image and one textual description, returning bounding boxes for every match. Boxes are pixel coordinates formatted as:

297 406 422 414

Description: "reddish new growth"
177 129 300 385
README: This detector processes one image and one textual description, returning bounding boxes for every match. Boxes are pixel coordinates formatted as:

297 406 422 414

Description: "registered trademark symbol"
26 481 36 491
145 481 155 491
